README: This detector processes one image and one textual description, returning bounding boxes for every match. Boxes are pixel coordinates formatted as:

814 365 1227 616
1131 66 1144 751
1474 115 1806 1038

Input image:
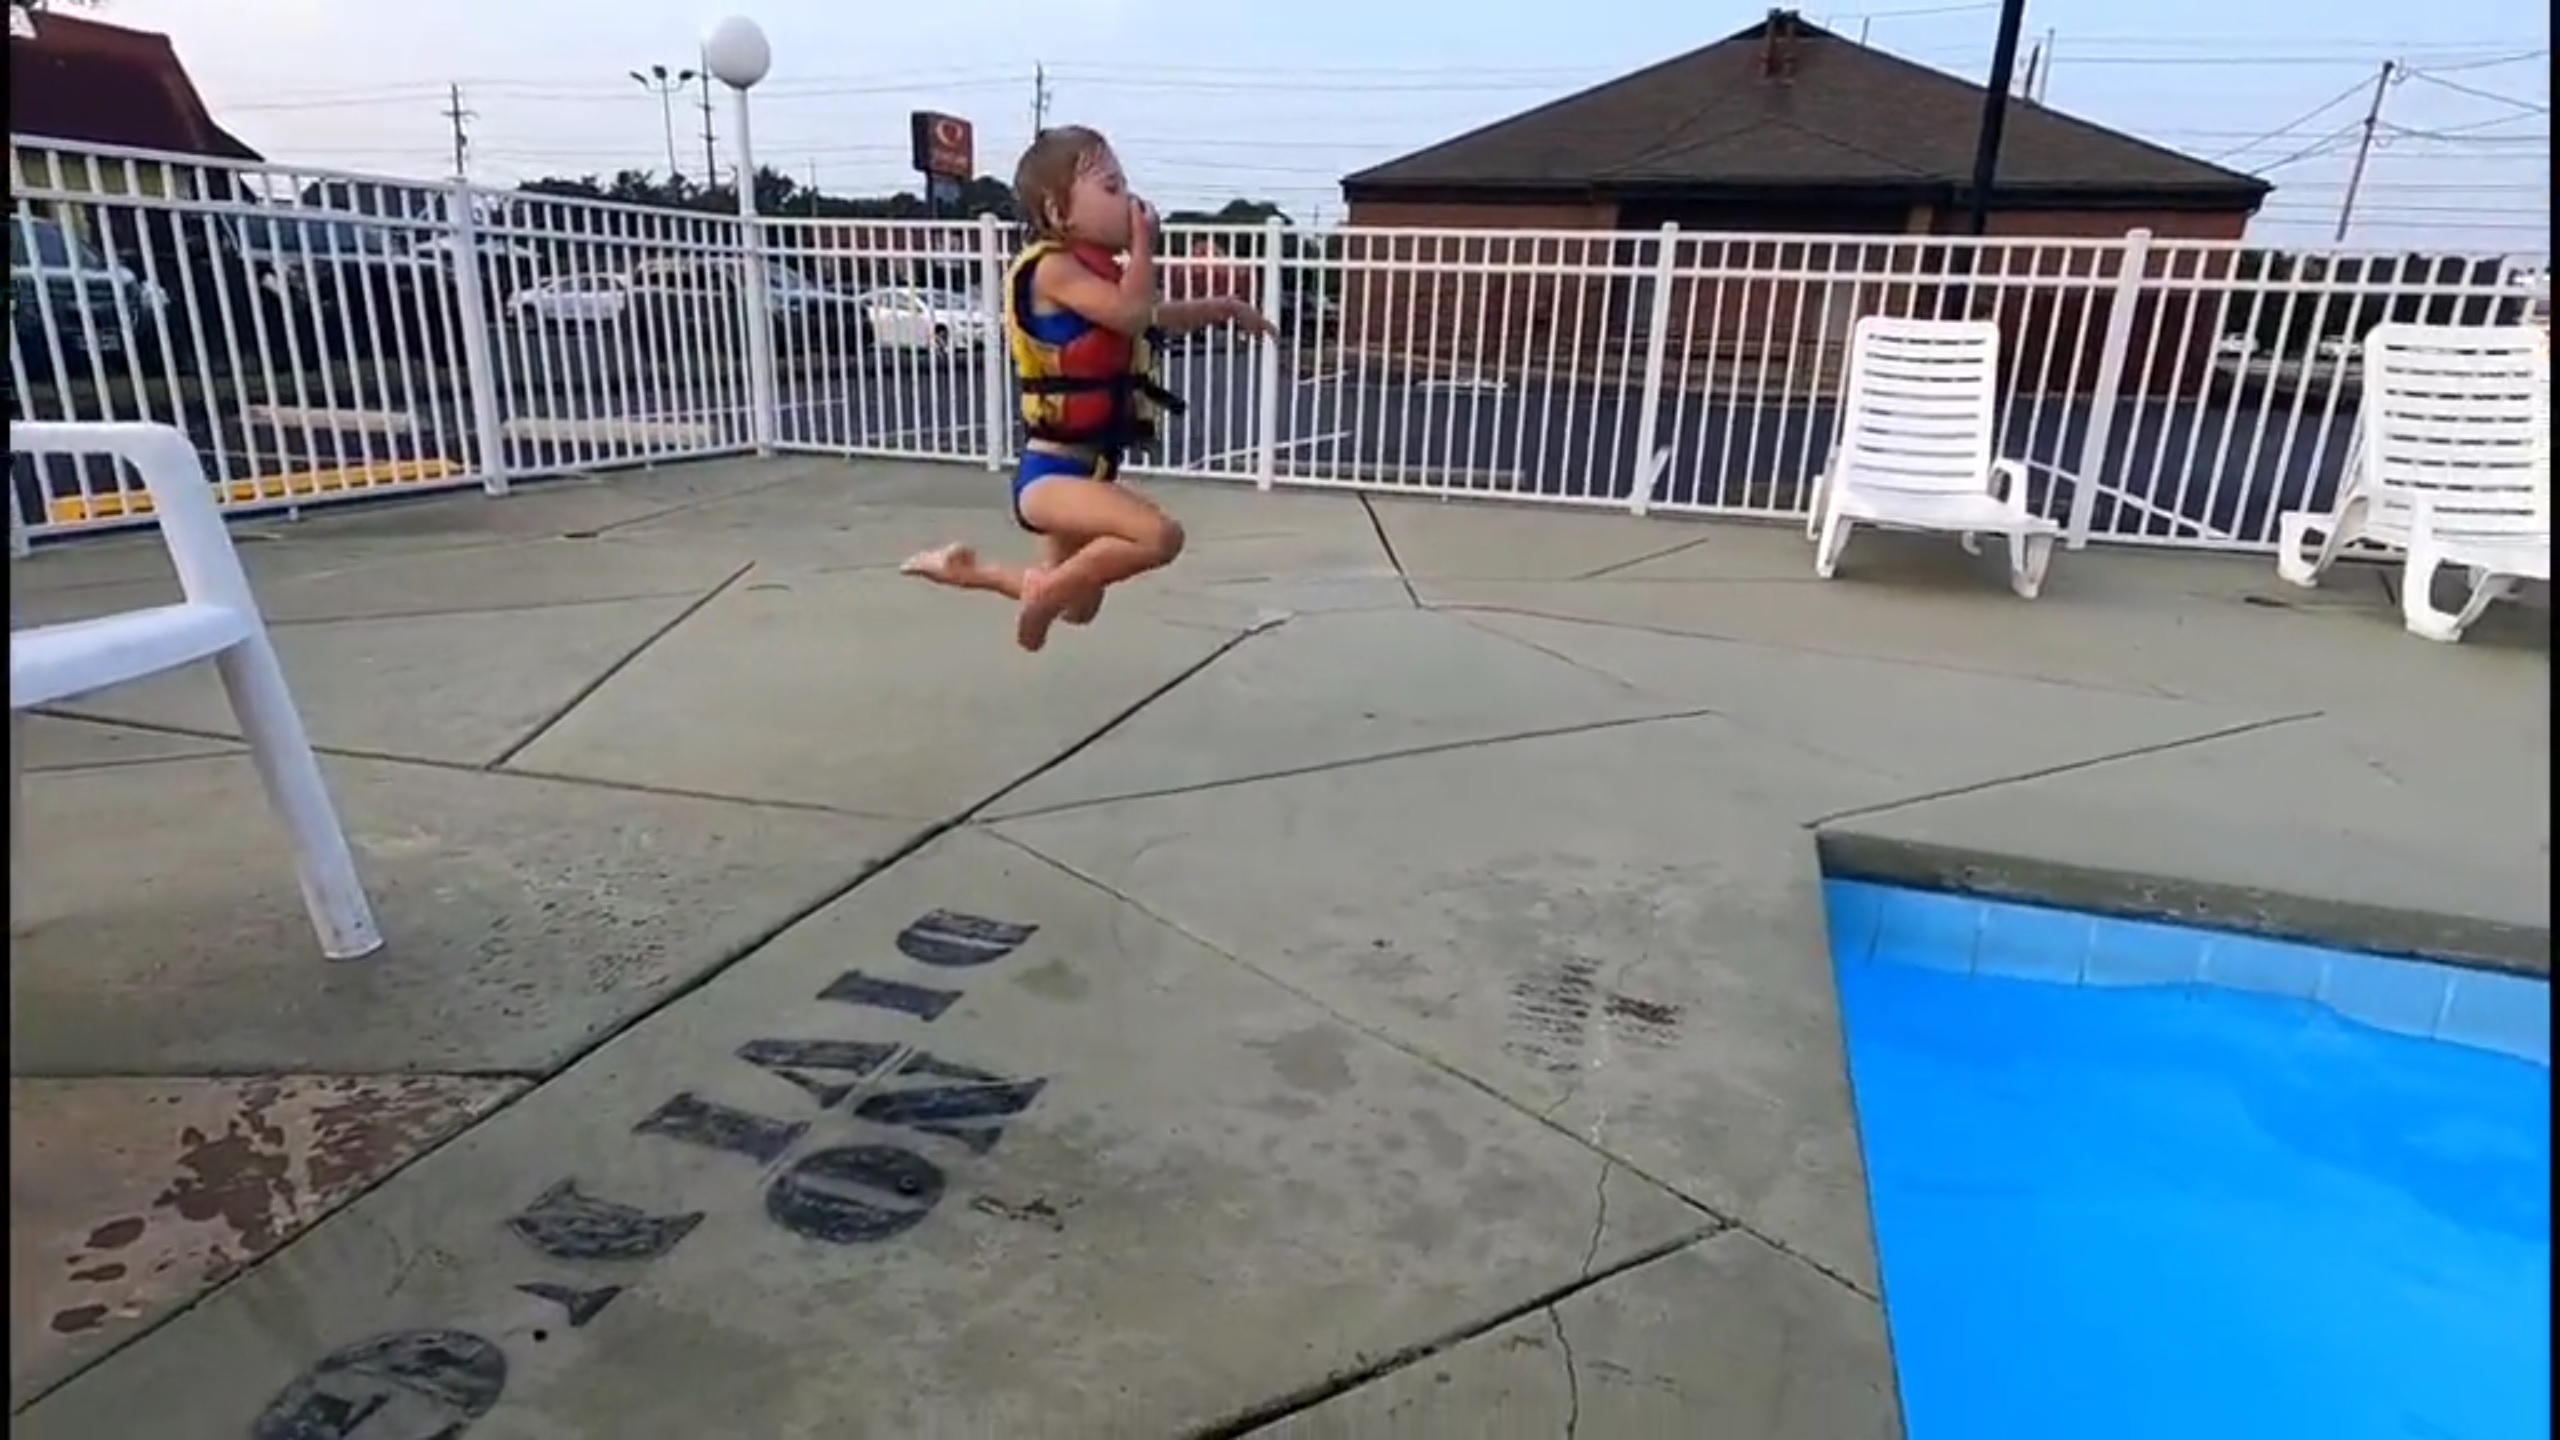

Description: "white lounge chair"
2367 325 2551 641
9 422 382 958
2275 324 2549 606
1807 316 2057 598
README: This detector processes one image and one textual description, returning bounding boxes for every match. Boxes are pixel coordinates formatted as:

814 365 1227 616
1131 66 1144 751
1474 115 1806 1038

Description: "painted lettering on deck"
254 910 1052 1439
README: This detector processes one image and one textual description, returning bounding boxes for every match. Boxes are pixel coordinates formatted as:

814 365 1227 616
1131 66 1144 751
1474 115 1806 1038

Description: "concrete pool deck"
8 456 2549 1438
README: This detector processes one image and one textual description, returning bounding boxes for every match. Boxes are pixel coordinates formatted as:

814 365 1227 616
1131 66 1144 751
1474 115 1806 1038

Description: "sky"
81 0 2555 256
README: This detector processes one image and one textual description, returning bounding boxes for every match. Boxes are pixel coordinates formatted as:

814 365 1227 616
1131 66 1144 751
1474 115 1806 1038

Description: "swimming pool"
1825 880 2551 1440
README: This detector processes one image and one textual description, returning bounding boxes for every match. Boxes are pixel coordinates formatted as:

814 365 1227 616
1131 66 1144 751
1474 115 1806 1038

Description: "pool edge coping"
1811 829 2551 982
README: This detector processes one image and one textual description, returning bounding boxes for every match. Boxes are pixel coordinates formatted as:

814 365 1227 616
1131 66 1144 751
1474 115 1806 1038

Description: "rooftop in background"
1344 9 2273 213
8 10 261 163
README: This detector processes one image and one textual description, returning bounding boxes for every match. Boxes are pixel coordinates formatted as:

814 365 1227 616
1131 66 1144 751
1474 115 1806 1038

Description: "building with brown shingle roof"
1342 10 2268 239
11 10 260 164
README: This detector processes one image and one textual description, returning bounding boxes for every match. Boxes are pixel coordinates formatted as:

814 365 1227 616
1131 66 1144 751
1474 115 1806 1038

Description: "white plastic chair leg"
2008 530 2055 600
1804 471 1831 540
2399 540 2517 643
213 636 382 959
2275 495 2367 588
1814 510 1854 579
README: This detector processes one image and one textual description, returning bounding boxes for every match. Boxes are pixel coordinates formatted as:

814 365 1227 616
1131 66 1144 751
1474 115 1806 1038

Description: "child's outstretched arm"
1157 296 1273 335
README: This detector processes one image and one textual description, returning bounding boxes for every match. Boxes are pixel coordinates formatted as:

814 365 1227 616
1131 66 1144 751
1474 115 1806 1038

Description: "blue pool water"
1826 881 2552 1440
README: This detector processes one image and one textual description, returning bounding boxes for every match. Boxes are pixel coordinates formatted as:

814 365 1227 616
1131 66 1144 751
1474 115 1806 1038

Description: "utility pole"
2334 60 2396 244
1031 63 1053 135
629 63 696 182
2034 28 2055 101
696 66 720 188
441 82 475 180
1962 0 2031 237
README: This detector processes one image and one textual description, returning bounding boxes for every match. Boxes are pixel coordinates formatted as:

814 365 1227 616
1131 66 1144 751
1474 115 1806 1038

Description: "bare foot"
1016 567 1069 652
1062 587 1104 626
900 542 979 588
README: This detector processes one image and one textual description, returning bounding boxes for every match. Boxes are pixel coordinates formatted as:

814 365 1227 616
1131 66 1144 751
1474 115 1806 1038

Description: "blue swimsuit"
1009 294 1120 534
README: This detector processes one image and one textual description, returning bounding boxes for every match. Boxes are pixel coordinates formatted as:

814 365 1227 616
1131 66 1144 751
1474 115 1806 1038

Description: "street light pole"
629 63 698 182
702 16 775 455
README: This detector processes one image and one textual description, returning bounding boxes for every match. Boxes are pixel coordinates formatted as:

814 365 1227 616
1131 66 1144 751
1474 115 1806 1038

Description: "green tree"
1163 198 1294 227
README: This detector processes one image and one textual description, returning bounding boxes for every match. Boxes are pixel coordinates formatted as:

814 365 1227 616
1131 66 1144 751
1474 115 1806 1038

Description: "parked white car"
510 273 631 325
863 287 995 351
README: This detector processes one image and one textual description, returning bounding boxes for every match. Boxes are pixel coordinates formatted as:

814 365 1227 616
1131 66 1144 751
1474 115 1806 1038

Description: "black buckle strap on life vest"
1137 374 1187 417
1018 374 1120 396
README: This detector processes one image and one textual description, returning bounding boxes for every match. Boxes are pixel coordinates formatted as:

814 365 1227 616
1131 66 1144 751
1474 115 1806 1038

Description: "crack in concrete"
23 708 914 820
16 746 241 778
1356 493 1423 609
263 587 718 629
1447 611 1652 696
1431 600 2191 701
1580 1161 1614 1280
568 464 824 537
484 562 757 770
1567 532 1716 582
1548 1304 1585 1440
1189 1226 1721 1438
1803 708 2328 829
987 706 1721 824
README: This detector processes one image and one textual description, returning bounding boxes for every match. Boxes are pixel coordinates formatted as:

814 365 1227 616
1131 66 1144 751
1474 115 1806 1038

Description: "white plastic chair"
1806 316 2058 598
2363 325 2551 641
2275 324 2549 603
9 422 382 958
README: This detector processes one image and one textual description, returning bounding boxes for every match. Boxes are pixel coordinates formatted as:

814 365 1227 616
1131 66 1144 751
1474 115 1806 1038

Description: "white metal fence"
12 136 2542 553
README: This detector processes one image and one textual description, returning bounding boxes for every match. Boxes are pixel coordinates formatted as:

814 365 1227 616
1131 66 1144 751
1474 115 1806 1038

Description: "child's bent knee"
1147 517 1187 566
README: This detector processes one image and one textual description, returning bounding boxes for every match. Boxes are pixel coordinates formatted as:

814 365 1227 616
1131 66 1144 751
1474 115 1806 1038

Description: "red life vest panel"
1004 240 1183 449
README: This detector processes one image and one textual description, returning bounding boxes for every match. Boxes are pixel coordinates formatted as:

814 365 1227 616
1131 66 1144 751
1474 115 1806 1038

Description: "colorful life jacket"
1004 239 1185 451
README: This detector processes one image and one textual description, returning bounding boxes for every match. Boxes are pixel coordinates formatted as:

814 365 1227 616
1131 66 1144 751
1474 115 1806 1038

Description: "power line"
2248 121 2367 174
2402 69 2552 114
2207 74 2384 161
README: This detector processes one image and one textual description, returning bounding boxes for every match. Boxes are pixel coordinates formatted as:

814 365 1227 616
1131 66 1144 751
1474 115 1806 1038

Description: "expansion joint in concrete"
986 705 1720 823
484 562 756 769
1193 1225 1724 1439
1355 494 1422 608
1802 707 2327 829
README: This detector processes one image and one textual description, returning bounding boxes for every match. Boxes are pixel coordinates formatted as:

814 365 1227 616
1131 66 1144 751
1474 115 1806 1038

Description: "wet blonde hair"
1013 126 1111 241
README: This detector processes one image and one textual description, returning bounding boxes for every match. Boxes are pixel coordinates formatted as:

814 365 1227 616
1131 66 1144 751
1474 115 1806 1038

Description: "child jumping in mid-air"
900 126 1272 651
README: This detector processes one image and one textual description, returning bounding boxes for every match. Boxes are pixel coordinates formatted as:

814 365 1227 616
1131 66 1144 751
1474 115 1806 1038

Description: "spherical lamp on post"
701 15 777 453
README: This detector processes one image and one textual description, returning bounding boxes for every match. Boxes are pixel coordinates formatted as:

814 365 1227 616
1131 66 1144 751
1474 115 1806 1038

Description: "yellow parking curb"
45 458 464 525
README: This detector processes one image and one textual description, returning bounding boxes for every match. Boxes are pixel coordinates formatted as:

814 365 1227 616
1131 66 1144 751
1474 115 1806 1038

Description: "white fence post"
1254 215 1287 492
2066 226 2153 549
979 212 1009 471
443 183 511 496
1626 221 1681 517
